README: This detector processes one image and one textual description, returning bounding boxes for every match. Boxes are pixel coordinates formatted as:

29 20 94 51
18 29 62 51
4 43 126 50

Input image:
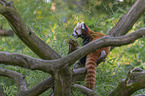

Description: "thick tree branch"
0 68 54 96
107 68 145 96
0 0 145 95
0 28 145 72
72 68 86 82
108 0 145 37
0 0 61 60
25 68 86 96
58 28 145 68
72 84 98 96
0 68 27 92
20 69 86 96
0 52 57 73
17 76 54 96
107 0 145 50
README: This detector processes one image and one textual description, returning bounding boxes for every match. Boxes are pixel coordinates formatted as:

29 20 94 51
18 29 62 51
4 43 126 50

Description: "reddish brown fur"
67 39 79 54
84 25 110 89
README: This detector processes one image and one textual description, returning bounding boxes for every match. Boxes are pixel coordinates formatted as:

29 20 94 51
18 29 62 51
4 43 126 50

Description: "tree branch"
58 28 145 68
0 68 27 92
0 0 145 95
72 84 98 96
0 0 61 60
0 68 54 96
24 68 87 96
107 0 145 50
72 68 86 82
108 0 145 37
17 76 54 96
0 29 14 36
1 28 145 72
0 52 57 73
107 68 145 96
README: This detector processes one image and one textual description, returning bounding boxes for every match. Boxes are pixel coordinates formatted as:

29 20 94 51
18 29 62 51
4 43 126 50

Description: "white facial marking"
76 29 81 35
72 31 77 38
72 22 85 38
72 29 82 38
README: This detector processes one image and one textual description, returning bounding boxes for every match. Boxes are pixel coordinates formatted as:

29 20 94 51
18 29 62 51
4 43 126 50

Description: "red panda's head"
72 22 88 38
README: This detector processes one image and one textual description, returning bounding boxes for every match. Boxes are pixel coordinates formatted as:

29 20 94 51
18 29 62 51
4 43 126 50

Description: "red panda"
72 22 110 89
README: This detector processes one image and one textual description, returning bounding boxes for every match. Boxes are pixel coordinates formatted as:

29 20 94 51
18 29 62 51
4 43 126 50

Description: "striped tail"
85 52 99 89
85 47 110 89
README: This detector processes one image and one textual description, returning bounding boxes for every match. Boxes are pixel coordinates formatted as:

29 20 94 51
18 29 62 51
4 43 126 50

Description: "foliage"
0 0 145 95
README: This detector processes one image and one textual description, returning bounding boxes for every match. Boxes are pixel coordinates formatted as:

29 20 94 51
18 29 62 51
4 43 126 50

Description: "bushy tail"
85 52 99 89
85 47 110 89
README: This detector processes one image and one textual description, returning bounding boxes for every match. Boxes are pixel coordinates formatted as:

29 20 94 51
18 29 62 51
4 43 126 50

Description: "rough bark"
0 28 145 95
108 68 145 96
108 0 145 37
1 28 145 72
0 0 145 96
0 68 86 96
18 77 54 96
72 84 98 96
54 67 72 96
0 52 56 73
0 68 27 93
0 0 61 60
107 0 145 50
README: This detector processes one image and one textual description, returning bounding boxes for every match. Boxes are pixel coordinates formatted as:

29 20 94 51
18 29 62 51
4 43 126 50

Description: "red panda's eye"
75 31 78 35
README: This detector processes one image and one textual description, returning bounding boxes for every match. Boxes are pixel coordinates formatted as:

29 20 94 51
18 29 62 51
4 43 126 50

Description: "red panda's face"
72 29 82 38
72 22 83 38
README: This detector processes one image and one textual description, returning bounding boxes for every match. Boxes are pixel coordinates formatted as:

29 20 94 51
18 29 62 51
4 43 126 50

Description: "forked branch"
0 52 57 73
0 68 27 92
108 68 145 96
0 28 145 72
0 0 61 60
108 0 145 37
0 68 55 96
0 0 145 95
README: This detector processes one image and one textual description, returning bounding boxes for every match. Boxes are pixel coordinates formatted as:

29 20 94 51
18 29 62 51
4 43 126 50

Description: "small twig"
0 29 14 36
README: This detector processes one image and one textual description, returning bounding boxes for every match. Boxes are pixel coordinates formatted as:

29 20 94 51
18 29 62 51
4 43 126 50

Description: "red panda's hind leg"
96 50 106 65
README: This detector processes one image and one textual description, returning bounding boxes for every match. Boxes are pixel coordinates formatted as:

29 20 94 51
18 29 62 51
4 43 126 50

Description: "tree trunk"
54 67 72 96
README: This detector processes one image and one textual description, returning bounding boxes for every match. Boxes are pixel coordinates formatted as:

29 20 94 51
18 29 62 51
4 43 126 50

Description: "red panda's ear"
81 22 88 32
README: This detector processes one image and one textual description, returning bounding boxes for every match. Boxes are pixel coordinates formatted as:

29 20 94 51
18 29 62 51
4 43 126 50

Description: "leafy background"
0 0 145 95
